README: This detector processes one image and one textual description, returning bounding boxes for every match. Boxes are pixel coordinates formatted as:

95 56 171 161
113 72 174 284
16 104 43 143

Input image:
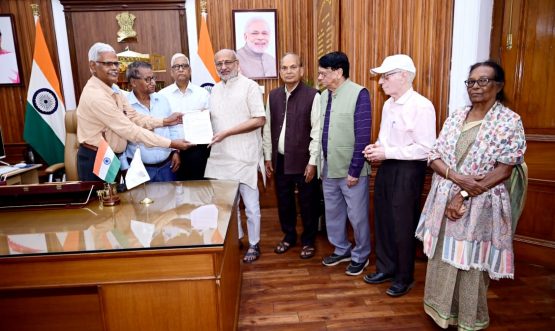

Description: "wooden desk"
0 180 241 331
0 164 41 185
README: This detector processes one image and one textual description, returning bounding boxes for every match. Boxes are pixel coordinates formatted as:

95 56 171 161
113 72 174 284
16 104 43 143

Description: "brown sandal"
243 244 260 263
300 245 316 259
274 241 292 254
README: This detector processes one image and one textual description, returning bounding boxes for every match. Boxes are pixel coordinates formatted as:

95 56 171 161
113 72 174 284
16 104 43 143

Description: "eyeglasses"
380 71 402 81
95 61 120 67
133 76 157 84
280 65 300 72
464 77 497 88
171 64 190 70
317 68 337 78
215 60 237 68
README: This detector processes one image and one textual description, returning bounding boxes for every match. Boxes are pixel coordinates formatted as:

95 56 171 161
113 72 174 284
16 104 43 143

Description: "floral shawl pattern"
415 102 526 279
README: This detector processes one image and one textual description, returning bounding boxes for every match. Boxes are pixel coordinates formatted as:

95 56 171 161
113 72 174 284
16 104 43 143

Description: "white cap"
371 54 416 74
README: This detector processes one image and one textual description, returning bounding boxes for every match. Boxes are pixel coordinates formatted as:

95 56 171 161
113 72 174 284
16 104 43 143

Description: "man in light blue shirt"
123 61 182 182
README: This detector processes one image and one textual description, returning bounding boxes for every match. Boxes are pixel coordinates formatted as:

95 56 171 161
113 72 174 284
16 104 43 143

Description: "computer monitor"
0 127 7 165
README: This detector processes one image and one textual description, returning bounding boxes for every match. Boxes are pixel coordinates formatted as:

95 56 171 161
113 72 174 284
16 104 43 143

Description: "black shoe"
345 259 369 276
322 253 351 266
363 272 394 284
386 282 414 297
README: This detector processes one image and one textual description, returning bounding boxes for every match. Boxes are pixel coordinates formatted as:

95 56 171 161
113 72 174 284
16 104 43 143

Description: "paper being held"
183 109 213 144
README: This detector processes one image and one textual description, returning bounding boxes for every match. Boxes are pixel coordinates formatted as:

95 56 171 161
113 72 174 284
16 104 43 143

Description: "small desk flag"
93 138 121 183
125 148 150 189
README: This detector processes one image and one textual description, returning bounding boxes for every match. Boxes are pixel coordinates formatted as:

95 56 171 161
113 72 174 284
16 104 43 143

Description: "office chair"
45 110 79 182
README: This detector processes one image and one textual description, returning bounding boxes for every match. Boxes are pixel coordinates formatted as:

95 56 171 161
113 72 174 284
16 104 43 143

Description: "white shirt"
159 82 210 139
262 85 321 165
377 88 436 160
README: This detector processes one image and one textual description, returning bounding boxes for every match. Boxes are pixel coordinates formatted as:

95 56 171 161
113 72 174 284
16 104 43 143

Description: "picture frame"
0 14 22 86
232 9 278 80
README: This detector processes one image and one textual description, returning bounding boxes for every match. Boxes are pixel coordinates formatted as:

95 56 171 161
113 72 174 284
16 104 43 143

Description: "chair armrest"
45 163 65 174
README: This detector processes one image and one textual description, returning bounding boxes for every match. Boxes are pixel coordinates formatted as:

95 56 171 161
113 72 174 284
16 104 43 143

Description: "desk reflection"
0 180 239 256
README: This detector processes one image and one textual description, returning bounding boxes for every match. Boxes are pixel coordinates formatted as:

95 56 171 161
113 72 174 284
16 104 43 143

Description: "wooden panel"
101 281 219 331
491 0 555 267
340 0 454 139
61 1 187 98
0 251 219 289
0 0 59 144
0 287 103 331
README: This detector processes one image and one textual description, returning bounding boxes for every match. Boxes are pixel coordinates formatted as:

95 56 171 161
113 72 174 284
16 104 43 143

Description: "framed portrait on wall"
0 14 22 86
232 9 278 80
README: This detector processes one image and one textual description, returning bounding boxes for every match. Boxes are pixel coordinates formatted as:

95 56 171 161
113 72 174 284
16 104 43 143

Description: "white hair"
88 42 116 61
171 53 189 66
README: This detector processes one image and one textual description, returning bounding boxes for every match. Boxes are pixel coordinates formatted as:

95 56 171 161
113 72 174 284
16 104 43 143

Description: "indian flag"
23 14 65 165
93 138 121 183
191 12 220 88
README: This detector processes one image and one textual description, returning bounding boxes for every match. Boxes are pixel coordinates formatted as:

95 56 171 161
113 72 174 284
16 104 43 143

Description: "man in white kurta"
204 49 266 263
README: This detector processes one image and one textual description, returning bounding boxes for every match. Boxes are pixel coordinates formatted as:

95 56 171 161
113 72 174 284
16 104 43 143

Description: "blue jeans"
145 159 176 182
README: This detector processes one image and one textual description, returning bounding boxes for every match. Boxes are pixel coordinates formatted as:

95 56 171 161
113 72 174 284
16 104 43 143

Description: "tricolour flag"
125 148 150 190
192 12 220 87
23 14 65 165
93 138 121 183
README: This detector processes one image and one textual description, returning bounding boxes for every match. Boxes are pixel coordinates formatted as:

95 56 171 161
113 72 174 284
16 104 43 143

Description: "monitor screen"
0 128 5 160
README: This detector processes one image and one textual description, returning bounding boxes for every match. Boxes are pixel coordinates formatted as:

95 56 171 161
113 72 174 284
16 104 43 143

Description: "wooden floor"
237 208 555 330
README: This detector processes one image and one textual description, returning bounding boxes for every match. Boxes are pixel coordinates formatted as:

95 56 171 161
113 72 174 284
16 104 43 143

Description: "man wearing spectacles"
121 61 182 182
205 49 266 263
76 42 192 182
159 53 211 180
318 51 372 277
362 54 436 297
236 16 277 78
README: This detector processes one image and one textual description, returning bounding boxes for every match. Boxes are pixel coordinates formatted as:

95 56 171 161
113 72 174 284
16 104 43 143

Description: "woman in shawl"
415 61 526 330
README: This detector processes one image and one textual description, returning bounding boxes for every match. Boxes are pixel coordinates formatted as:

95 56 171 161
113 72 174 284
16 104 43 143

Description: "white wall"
448 0 494 113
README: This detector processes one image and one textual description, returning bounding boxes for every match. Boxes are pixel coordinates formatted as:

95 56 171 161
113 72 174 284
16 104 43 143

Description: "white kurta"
204 74 266 189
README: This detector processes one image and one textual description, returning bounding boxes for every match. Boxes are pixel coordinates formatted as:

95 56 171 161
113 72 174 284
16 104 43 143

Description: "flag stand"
140 183 153 204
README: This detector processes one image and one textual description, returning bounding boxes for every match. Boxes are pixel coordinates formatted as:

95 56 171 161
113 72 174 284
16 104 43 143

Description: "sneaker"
345 259 369 276
322 253 351 266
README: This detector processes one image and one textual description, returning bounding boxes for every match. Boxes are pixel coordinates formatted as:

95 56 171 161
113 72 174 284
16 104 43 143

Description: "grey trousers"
322 161 371 263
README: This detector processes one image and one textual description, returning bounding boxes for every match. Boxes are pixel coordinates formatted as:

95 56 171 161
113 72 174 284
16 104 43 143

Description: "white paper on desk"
183 110 213 144
191 204 218 230
130 220 155 247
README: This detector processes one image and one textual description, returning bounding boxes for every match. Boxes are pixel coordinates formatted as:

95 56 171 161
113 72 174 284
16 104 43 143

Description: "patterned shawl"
415 102 526 279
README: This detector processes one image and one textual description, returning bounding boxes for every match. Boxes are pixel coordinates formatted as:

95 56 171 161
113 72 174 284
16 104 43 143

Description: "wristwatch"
460 190 470 200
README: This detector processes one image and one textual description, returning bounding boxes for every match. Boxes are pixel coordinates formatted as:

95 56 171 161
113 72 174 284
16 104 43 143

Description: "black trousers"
274 154 321 246
77 146 102 181
77 145 123 184
177 145 210 181
374 159 427 284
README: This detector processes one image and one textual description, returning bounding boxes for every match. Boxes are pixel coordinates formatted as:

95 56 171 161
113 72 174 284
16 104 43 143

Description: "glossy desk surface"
0 180 239 257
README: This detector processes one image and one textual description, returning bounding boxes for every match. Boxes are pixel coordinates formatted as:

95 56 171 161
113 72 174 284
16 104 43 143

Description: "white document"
183 110 213 144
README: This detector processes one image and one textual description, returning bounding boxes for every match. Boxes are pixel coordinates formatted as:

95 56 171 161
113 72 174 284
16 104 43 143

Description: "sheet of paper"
183 110 213 144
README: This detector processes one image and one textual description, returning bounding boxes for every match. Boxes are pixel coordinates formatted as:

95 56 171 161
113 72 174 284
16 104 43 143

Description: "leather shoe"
386 282 414 297
363 272 393 284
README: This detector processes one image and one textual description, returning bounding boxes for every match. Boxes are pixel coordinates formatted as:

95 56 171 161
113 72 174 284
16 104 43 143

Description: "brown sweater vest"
268 82 318 174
